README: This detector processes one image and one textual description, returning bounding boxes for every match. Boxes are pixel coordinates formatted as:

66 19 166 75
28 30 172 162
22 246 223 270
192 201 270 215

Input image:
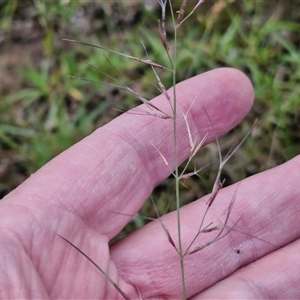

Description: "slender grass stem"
168 1 186 299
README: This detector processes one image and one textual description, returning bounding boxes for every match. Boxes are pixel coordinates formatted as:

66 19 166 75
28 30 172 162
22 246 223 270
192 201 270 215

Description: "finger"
4 68 253 238
110 155 300 299
191 238 300 299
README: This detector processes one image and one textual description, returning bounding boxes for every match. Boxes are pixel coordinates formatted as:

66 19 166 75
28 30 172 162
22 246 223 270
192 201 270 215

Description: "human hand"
1 68 299 299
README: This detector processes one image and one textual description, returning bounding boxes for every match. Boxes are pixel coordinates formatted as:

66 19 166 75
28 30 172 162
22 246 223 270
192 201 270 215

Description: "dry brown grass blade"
186 213 238 255
141 40 171 103
176 0 205 27
184 180 239 256
193 0 205 12
158 20 170 51
150 196 179 253
70 74 172 120
63 39 168 70
207 179 225 208
114 106 171 119
177 0 187 24
58 234 131 300
157 0 167 38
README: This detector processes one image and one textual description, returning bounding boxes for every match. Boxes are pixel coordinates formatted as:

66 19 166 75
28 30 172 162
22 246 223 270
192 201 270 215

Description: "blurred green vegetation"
0 0 300 228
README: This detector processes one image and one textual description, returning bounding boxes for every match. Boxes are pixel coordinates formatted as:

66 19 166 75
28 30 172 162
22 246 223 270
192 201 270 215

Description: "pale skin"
1 68 300 299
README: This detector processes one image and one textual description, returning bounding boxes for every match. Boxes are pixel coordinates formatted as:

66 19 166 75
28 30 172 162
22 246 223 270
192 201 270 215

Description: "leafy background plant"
1 1 300 234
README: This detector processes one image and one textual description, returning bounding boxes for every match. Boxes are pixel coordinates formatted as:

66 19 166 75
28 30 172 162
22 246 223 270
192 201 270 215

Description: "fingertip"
174 67 254 138
216 67 254 110
210 67 254 126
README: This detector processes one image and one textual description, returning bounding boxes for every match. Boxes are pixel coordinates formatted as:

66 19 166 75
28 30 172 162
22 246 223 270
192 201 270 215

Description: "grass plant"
60 1 276 298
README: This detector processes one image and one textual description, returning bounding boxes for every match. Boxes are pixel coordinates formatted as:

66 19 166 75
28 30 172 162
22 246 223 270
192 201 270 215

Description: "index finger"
4 68 254 239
